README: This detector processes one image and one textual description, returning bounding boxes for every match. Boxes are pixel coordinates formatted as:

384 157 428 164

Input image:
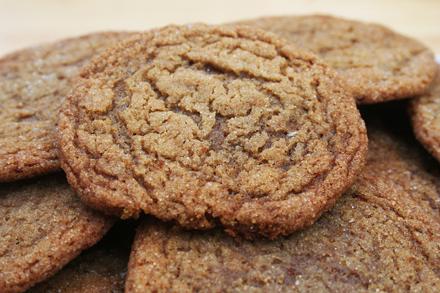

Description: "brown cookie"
0 173 113 293
411 65 440 161
125 111 440 292
234 15 437 104
0 32 133 182
29 221 135 293
58 24 367 239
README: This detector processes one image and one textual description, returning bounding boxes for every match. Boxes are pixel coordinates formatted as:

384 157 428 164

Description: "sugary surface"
411 66 440 161
0 173 113 293
235 15 437 104
29 221 134 293
59 24 367 238
0 32 132 181
125 109 440 292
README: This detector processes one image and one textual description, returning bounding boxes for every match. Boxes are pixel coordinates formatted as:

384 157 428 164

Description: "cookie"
125 112 440 292
28 247 126 293
0 173 113 293
0 32 132 182
411 66 440 162
29 221 135 293
234 15 437 104
58 24 367 238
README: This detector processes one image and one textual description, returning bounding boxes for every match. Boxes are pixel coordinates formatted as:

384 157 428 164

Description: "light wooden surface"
0 0 439 56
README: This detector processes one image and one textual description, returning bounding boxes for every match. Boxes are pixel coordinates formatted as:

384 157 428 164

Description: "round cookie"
0 32 133 182
234 15 437 104
125 116 440 292
58 24 367 239
0 173 113 293
29 221 134 293
411 66 440 162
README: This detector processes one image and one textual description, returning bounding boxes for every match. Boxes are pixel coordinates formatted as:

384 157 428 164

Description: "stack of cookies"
0 15 439 292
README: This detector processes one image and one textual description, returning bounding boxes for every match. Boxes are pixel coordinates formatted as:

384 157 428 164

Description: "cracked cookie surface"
235 15 437 104
59 24 367 238
0 173 113 293
0 32 132 182
125 111 440 292
411 66 440 162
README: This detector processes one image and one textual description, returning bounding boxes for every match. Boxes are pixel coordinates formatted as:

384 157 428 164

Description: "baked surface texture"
0 32 132 182
0 173 113 293
29 221 134 293
411 66 440 161
125 110 440 292
235 15 437 104
58 24 367 238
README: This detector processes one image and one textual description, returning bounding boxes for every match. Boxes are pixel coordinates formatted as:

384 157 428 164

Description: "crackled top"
411 66 440 162
0 173 113 293
126 117 440 292
59 24 367 238
0 32 132 182
235 15 437 104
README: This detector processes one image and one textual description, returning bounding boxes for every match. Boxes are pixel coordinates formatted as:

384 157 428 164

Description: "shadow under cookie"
0 173 114 293
125 108 440 292
28 220 135 293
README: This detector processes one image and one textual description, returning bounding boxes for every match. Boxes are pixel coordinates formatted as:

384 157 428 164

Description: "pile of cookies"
0 15 439 292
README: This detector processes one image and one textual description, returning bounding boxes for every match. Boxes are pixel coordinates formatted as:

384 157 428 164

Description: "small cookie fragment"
59 24 367 238
0 32 132 182
235 15 437 104
411 66 440 162
125 115 440 292
29 221 134 293
28 246 126 293
0 173 113 293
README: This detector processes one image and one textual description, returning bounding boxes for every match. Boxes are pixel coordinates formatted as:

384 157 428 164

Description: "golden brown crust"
59 24 367 239
0 32 133 182
234 15 437 104
0 173 114 293
410 65 440 162
125 115 440 292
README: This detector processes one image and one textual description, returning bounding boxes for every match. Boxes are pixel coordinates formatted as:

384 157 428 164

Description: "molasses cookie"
125 115 440 292
29 221 134 293
0 173 113 293
235 15 437 104
411 66 440 161
58 24 367 238
0 32 132 182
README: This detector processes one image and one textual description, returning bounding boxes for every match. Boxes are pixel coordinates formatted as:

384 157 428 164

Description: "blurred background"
0 0 439 56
